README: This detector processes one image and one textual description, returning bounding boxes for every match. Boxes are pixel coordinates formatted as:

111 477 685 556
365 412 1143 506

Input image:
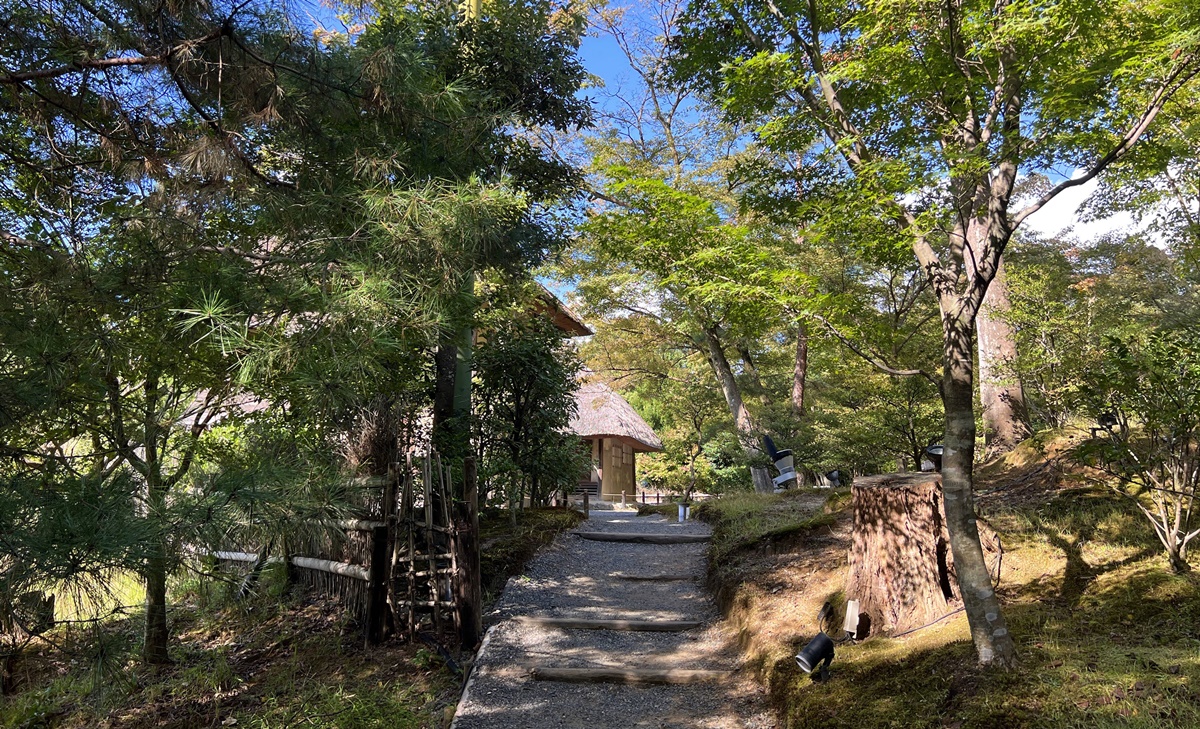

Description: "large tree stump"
844 473 999 637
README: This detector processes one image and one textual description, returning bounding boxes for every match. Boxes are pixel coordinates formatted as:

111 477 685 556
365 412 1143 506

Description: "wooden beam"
574 532 710 544
334 519 386 531
291 556 369 581
513 616 702 632
202 550 282 565
530 667 731 685
210 550 258 562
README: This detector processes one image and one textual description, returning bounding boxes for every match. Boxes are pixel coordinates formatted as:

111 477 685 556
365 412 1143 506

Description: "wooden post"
583 491 589 519
455 458 483 648
621 490 626 507
424 458 441 636
404 465 417 637
366 525 389 645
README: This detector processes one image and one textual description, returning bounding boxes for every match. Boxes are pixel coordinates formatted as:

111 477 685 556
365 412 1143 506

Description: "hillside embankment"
698 434 1200 728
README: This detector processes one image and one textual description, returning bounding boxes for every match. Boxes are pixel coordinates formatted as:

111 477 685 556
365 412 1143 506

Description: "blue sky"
579 31 631 92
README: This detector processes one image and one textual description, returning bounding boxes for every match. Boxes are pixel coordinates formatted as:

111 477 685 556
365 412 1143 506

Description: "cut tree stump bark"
844 472 1001 637
530 667 731 685
573 532 710 544
513 616 702 632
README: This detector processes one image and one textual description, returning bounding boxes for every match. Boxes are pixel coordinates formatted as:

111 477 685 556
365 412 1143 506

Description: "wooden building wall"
601 438 635 499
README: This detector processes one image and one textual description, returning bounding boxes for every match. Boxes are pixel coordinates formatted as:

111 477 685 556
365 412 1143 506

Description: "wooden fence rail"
202 453 482 649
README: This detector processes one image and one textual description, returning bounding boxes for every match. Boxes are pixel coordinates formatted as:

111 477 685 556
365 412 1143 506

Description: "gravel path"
451 510 775 729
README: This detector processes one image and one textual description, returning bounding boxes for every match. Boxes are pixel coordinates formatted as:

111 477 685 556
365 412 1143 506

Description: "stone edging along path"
450 510 775 729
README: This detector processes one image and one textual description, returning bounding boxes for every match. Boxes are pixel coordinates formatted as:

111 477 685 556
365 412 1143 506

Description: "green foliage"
473 288 588 507
1074 327 1200 571
797 356 943 473
1005 234 1200 430
0 0 591 662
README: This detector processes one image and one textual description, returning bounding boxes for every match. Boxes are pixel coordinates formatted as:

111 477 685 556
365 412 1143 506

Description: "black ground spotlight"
795 632 835 681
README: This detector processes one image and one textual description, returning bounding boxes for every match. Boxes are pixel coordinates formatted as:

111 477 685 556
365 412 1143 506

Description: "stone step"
573 532 711 544
513 616 703 632
530 667 732 685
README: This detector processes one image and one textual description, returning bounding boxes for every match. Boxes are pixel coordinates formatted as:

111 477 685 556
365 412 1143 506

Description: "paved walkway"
451 511 774 729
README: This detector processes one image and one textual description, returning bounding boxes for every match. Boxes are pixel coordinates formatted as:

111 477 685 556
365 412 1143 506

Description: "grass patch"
3 506 585 728
693 488 845 561
636 502 679 518
478 506 585 606
769 557 1200 729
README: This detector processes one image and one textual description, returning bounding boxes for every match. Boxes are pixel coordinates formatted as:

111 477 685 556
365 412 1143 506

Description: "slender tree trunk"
1167 539 1190 573
792 321 809 416
688 446 698 500
975 257 1029 453
432 309 473 469
702 325 773 493
940 313 1016 667
143 552 170 664
143 473 171 664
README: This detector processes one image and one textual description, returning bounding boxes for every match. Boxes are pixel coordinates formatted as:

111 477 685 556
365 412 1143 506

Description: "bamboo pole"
425 456 441 635
290 556 369 581
405 461 417 637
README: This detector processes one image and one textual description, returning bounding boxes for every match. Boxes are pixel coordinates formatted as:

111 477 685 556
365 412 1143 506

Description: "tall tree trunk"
433 268 475 472
143 473 171 664
702 325 773 493
737 344 768 405
940 313 1016 667
792 321 809 416
432 343 458 453
975 257 1029 453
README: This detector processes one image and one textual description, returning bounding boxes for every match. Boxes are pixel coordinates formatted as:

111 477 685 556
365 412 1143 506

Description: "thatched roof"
570 380 663 452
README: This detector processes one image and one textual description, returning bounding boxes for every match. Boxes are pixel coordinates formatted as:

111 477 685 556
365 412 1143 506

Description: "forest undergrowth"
0 508 582 729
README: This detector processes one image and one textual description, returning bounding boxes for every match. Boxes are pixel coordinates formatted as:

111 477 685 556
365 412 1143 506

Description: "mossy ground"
1 576 458 729
2 507 583 728
698 444 1200 729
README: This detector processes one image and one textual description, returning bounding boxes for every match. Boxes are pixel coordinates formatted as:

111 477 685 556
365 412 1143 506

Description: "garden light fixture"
795 632 835 681
924 444 944 472
763 435 797 490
